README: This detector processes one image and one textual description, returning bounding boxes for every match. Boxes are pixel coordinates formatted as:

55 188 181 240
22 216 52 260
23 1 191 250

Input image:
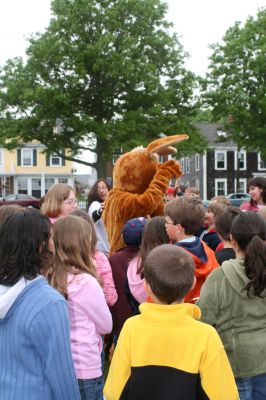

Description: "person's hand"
157 160 182 178
98 202 105 216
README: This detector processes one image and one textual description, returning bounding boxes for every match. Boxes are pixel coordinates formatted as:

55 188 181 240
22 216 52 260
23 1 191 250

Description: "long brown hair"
70 209 97 256
87 179 111 209
49 215 97 298
231 211 266 297
248 176 266 205
137 216 170 277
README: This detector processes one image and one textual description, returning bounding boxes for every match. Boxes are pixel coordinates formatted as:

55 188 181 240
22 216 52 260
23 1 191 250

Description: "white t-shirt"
88 201 110 257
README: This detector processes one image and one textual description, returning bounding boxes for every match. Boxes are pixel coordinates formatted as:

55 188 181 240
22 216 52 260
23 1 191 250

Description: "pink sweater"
127 257 147 304
93 251 118 306
240 201 259 212
67 273 112 379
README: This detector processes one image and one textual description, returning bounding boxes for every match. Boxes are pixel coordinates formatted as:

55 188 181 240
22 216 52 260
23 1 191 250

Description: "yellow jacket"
104 302 238 400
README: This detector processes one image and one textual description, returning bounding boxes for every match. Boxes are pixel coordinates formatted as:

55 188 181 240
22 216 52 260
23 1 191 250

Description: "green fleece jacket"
197 258 266 378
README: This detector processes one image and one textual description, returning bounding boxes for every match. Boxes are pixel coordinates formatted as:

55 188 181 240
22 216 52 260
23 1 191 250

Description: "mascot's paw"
157 159 183 178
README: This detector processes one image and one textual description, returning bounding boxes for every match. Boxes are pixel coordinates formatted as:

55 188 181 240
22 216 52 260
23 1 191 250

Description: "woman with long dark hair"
197 212 266 399
87 179 111 256
240 176 266 212
0 209 80 400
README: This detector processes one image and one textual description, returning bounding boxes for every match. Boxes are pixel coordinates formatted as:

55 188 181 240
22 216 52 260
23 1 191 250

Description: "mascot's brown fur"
103 134 188 254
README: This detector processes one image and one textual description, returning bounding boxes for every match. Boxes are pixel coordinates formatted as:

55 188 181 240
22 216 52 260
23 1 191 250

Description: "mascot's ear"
147 134 189 156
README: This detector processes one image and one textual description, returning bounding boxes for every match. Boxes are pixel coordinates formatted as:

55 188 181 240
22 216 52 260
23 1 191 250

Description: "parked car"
0 194 40 208
226 193 251 207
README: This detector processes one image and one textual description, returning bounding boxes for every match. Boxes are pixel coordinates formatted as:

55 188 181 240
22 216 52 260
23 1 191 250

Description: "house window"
258 153 266 170
32 178 41 199
17 148 37 167
196 179 200 190
58 178 68 184
215 179 227 196
215 150 227 170
22 149 33 166
45 178 55 192
234 150 246 170
18 178 28 194
195 154 200 171
50 153 62 166
185 157 190 174
235 178 247 193
180 158 184 172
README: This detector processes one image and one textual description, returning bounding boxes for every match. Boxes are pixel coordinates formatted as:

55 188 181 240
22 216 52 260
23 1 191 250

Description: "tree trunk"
95 138 109 179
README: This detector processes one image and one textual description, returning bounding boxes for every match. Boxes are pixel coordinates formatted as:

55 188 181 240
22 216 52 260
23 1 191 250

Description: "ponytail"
231 212 266 297
244 235 266 297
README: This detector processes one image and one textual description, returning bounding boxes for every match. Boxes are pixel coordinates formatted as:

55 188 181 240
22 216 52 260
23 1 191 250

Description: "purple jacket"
109 246 139 335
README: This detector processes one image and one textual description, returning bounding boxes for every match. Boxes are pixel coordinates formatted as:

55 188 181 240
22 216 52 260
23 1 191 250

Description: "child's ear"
230 234 238 251
177 223 184 234
191 276 197 291
144 280 152 297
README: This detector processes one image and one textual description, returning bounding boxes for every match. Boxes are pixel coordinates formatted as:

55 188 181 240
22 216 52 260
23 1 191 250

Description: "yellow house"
0 143 74 198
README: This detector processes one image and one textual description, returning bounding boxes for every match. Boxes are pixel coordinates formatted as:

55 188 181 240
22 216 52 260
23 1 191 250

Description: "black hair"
231 211 266 297
248 176 266 205
144 244 195 304
87 179 111 209
0 209 53 285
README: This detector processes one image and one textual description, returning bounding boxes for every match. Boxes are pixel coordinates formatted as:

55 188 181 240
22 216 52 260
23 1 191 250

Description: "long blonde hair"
70 209 97 256
49 215 97 298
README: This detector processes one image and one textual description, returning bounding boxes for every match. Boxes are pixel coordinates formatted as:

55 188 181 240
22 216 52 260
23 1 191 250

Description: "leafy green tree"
0 0 206 176
203 8 266 162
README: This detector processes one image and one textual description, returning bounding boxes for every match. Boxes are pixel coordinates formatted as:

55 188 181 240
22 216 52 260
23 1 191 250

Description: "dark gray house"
178 122 266 200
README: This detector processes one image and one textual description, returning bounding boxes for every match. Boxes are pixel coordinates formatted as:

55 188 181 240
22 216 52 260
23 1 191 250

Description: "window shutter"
17 149 21 166
61 149 66 166
46 153 50 166
33 149 37 166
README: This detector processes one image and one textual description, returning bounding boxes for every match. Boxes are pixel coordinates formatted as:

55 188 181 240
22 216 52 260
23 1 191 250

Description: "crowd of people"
1 176 266 400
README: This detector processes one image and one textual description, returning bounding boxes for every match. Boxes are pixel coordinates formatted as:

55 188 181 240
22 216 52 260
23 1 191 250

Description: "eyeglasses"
62 198 77 205
98 186 108 192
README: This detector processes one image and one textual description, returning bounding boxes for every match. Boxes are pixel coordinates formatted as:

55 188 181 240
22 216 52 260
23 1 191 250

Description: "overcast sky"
0 0 265 75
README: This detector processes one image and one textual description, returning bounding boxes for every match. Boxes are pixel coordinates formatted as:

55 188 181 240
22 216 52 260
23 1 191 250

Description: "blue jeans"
236 373 266 400
78 376 104 400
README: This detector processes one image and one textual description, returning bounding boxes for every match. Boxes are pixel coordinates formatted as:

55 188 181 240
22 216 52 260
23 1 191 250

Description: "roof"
194 122 236 149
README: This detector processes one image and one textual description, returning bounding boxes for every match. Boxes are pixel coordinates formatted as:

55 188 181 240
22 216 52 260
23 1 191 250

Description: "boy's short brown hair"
144 244 195 304
207 201 226 216
215 206 241 241
164 196 205 235
211 195 231 206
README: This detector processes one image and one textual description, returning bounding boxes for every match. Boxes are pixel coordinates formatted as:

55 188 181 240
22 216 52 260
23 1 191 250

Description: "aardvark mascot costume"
103 134 188 254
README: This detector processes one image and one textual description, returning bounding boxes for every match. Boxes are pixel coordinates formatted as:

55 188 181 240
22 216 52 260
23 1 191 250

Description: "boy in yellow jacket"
104 244 238 400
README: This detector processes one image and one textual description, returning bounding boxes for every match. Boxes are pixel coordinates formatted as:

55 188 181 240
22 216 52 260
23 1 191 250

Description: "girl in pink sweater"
50 215 112 400
71 209 117 306
127 216 170 304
